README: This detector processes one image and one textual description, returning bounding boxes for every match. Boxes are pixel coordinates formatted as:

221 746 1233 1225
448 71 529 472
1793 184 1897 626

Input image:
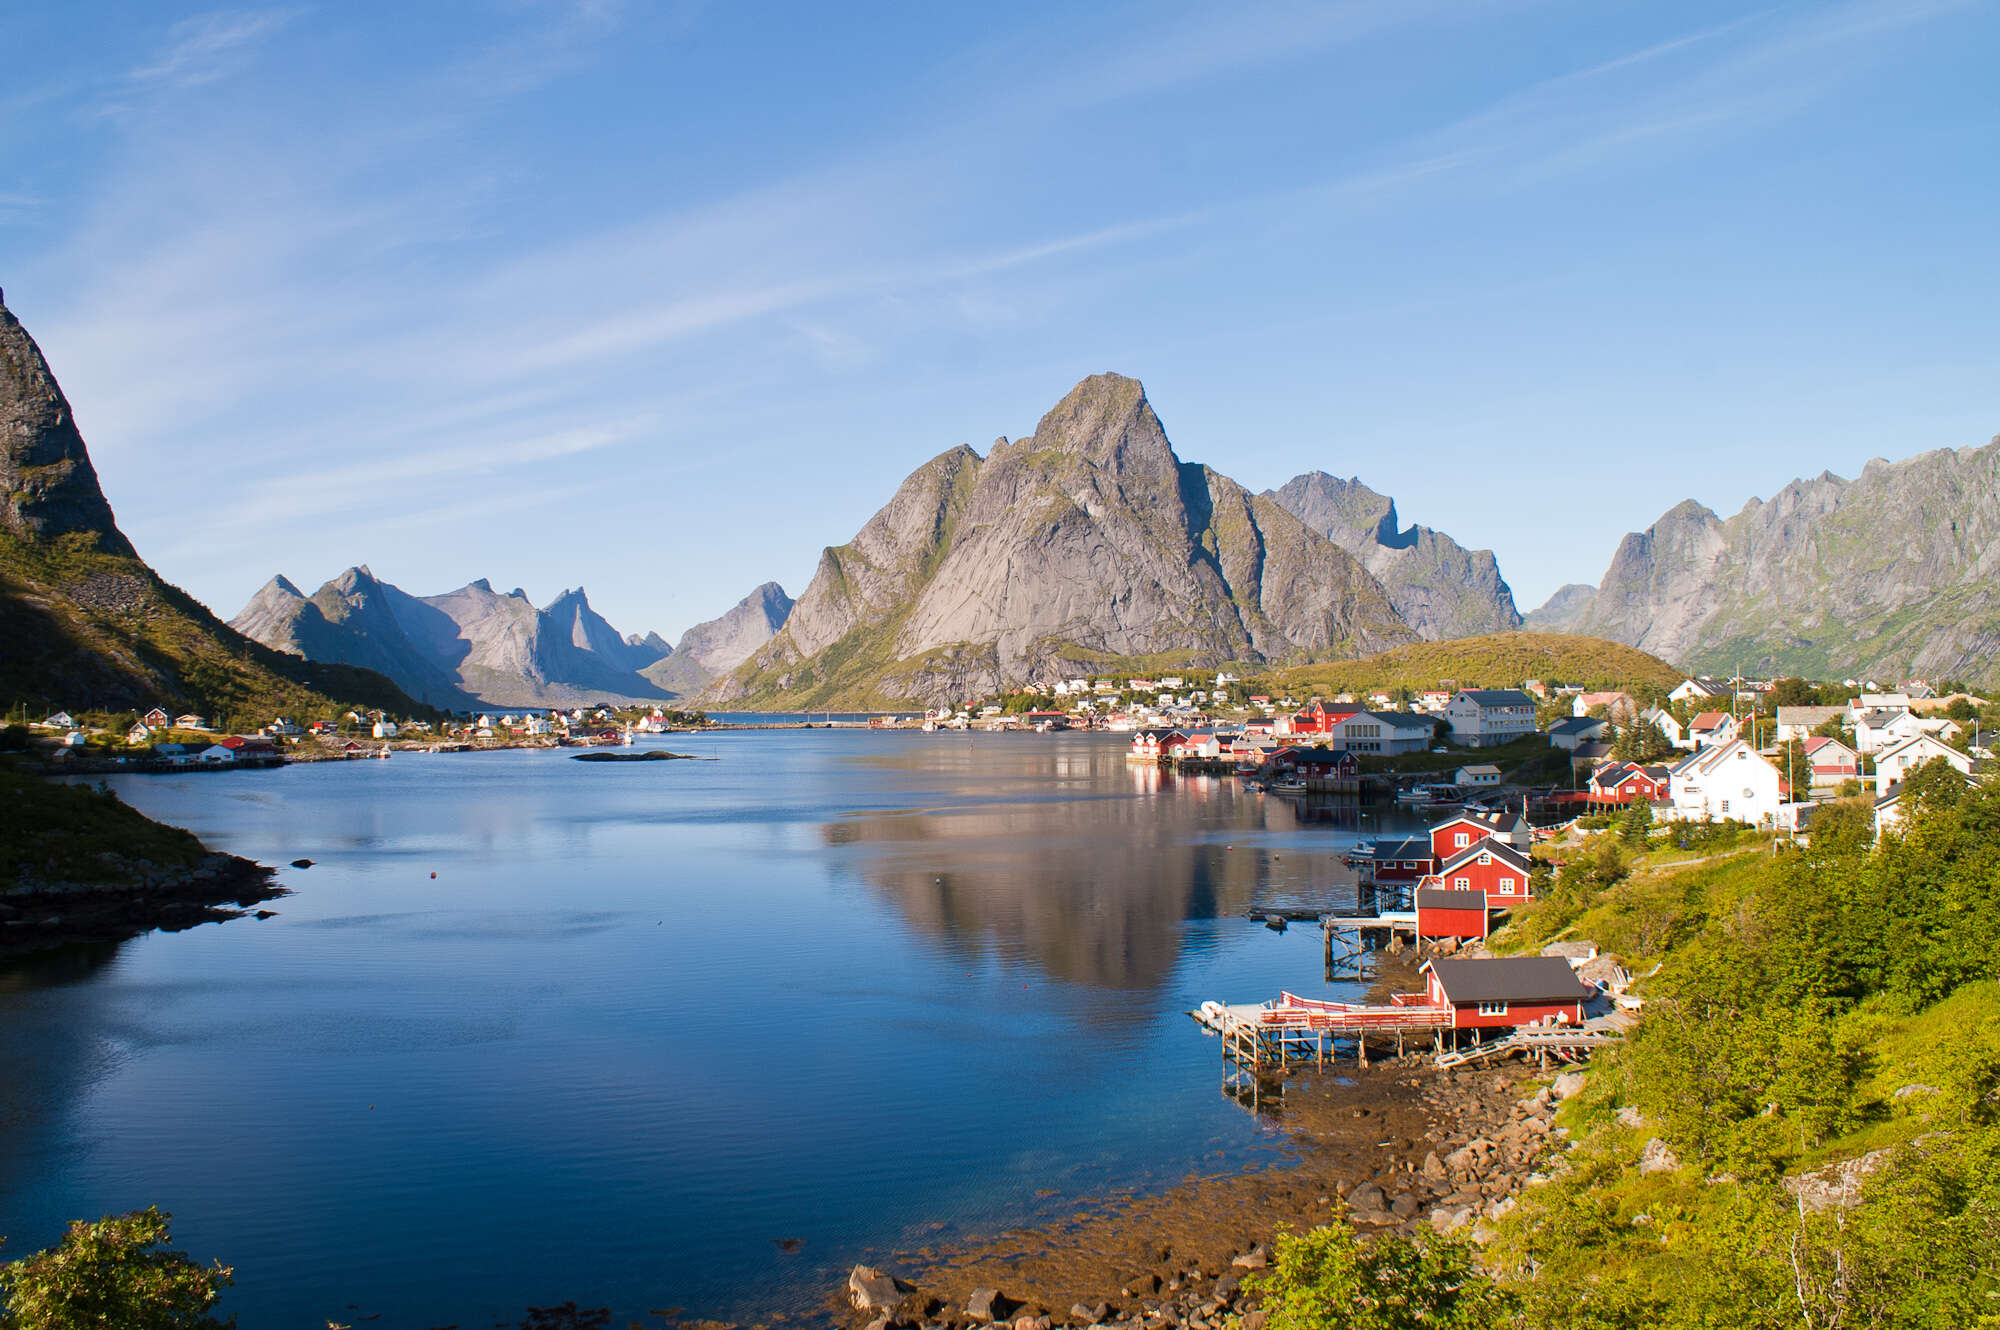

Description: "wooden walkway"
1433 1026 1622 1069
1195 993 1452 1078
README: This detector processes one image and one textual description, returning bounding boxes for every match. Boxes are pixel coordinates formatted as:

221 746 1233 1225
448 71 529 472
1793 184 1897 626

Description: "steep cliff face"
641 582 792 695
1561 441 2000 685
1265 472 1521 640
0 300 135 558
0 293 428 719
712 375 1415 708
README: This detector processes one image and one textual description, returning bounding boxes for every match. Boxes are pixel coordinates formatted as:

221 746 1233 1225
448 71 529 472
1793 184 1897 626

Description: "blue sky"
4 1 1997 641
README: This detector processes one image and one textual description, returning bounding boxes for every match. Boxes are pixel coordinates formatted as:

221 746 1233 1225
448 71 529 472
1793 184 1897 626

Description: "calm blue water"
0 732 1421 1328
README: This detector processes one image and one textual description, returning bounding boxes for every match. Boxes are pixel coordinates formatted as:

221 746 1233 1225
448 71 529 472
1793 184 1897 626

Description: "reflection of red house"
1428 838 1536 904
1421 956 1594 1030
1416 888 1489 941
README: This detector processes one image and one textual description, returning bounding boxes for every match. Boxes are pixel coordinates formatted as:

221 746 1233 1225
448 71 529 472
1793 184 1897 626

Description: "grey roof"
1427 956 1595 1004
1367 710 1436 731
1372 837 1433 860
1417 889 1487 911
1549 717 1607 737
1458 689 1536 708
1776 705 1845 726
1439 838 1532 874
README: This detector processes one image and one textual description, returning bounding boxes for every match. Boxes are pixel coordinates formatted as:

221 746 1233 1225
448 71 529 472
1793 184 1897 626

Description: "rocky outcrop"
713 375 1415 708
0 297 135 557
642 581 792 694
1265 472 1520 640
232 572 685 708
1521 583 1596 633
0 291 428 719
1560 440 2000 685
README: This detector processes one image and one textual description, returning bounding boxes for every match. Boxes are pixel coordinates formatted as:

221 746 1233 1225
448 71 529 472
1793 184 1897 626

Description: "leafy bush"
1246 1217 1506 1330
0 1208 232 1329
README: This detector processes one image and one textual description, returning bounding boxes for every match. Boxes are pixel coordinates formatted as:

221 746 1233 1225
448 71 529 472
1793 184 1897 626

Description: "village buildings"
1665 738 1785 825
1445 689 1537 747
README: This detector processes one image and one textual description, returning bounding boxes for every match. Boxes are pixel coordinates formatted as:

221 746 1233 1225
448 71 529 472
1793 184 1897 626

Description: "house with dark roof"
1425 838 1535 906
1420 956 1595 1029
1547 716 1609 752
1415 889 1489 942
1348 836 1438 882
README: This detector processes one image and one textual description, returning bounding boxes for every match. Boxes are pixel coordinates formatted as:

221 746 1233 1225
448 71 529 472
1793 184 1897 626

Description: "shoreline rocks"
2 852 287 955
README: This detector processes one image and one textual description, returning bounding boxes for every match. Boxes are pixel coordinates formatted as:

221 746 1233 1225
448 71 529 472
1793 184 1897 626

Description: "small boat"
1263 914 1289 932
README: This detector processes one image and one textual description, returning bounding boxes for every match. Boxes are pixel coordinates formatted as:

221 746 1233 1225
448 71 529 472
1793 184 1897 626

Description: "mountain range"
1529 440 2000 687
1263 472 1521 640
710 373 1418 709
0 294 428 723
231 572 792 709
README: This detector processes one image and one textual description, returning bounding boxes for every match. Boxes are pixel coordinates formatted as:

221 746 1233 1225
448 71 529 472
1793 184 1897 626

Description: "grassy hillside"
1267 631 1683 697
0 530 438 727
1485 775 1997 1323
0 759 206 883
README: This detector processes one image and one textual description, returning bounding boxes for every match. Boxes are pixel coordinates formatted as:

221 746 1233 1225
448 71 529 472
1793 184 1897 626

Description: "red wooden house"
1586 761 1670 805
1130 728 1189 760
1427 810 1529 861
1348 836 1436 882
1420 956 1595 1030
1803 736 1860 785
1289 700 1362 735
1415 888 1489 941
1431 838 1536 904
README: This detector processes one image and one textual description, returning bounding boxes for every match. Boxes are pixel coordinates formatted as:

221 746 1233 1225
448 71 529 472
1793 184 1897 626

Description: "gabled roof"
1371 837 1433 860
1289 747 1356 767
1438 837 1532 875
1456 689 1536 708
1690 711 1732 729
1803 735 1854 757
1548 717 1607 737
1416 889 1487 911
1425 956 1595 1004
1876 732 1964 764
1675 678 1732 697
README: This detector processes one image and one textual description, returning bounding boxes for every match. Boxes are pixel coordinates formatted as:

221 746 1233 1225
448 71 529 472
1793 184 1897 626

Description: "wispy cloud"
127 9 301 88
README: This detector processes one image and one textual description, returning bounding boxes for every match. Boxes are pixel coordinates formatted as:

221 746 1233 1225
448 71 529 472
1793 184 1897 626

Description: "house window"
1455 832 1470 847
1478 851 1491 864
1498 878 1516 894
1721 800 1730 815
1453 876 1470 890
1477 1001 1508 1017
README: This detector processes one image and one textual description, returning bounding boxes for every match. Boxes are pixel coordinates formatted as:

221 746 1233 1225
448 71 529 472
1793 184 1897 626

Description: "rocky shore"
1 851 288 955
827 1037 1585 1330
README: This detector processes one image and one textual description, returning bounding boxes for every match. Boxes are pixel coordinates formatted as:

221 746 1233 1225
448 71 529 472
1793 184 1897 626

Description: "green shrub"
1 1208 232 1329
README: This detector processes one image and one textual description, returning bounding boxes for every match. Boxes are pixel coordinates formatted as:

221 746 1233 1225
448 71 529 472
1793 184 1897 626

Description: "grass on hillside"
1267 631 1684 696
0 760 206 884
0 530 436 726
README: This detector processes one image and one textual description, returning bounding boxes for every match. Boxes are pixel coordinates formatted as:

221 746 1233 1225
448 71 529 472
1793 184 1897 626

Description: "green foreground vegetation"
0 759 205 884
1246 763 1999 1328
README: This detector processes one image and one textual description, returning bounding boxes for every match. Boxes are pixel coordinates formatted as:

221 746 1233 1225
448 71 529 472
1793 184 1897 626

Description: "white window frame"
1476 1001 1507 1017
1497 878 1516 894
1453 876 1471 890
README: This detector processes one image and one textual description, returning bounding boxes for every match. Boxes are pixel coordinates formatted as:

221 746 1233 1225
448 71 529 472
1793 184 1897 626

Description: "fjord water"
0 732 1418 1327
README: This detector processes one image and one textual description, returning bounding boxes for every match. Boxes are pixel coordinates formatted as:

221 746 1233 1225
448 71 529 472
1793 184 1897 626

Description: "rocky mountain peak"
0 295 136 556
1027 373 1174 475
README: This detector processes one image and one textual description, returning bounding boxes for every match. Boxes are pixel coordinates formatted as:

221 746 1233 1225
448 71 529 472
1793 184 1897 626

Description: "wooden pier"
1195 993 1453 1090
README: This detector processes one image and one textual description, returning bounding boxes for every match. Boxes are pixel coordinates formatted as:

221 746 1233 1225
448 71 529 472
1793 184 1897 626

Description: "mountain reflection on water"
0 730 1425 1329
829 744 1375 992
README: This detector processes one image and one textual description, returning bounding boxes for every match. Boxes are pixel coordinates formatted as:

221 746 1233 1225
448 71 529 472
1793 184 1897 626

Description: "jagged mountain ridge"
0 293 431 720
1553 439 2000 685
711 374 1416 709
1264 472 1521 640
233 569 793 708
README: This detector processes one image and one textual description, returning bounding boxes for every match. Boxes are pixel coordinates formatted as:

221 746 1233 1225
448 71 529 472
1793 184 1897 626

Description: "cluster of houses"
1563 683 1983 836
1346 808 1540 945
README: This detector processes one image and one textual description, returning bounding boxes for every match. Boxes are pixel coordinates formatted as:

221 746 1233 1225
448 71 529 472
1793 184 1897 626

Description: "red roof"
1691 711 1731 729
